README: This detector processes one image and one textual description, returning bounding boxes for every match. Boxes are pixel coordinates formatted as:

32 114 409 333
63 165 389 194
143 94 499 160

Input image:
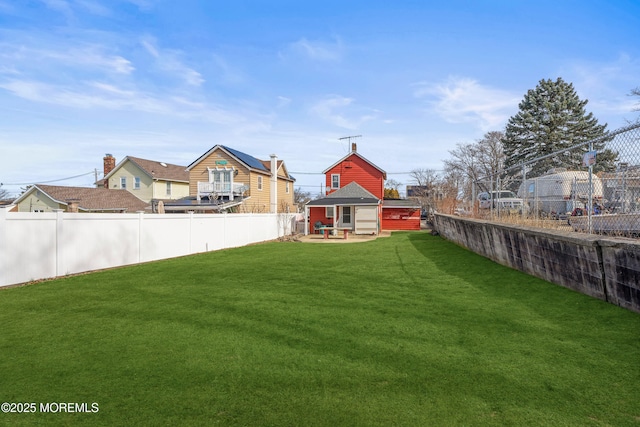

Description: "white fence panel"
61 213 141 275
190 214 227 252
2 212 57 285
140 213 192 262
0 209 295 288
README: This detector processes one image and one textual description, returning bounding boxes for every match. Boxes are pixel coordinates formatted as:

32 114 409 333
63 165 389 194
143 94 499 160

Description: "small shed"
382 199 422 230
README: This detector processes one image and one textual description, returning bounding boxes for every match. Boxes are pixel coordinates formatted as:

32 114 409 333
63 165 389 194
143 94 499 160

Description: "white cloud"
310 95 378 130
0 79 245 124
285 37 344 61
140 36 204 87
74 0 111 16
277 96 292 108
126 0 153 12
0 39 134 75
40 0 72 15
140 37 159 58
559 54 640 122
414 76 520 131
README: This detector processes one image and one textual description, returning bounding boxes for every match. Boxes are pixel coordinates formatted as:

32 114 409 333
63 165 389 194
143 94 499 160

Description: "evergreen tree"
502 77 617 178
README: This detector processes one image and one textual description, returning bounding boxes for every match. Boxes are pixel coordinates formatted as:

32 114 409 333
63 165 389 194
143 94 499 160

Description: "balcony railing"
197 181 249 200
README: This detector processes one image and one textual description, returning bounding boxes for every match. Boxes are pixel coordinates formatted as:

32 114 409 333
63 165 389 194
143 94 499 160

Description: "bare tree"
443 131 507 199
0 185 10 201
632 87 640 112
384 179 402 199
294 187 312 212
408 168 442 213
385 179 402 191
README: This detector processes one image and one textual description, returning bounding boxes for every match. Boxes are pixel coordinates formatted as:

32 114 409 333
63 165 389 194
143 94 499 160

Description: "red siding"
381 208 421 230
308 207 333 232
325 154 384 198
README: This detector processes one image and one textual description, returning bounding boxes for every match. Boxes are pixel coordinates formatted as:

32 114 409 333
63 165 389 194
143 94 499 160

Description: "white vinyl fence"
0 208 295 287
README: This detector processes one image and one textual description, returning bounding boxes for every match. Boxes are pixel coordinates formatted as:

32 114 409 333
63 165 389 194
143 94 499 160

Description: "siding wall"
325 154 384 198
17 191 62 212
189 150 294 213
108 161 153 201
152 180 190 201
189 152 248 197
382 208 421 230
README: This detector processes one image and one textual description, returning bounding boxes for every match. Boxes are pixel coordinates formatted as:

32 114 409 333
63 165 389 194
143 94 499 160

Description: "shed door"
354 206 378 234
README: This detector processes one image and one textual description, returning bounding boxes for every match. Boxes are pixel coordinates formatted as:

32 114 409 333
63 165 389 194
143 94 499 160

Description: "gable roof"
187 145 268 172
259 159 295 181
222 145 269 172
17 184 149 212
105 156 188 183
306 182 380 206
322 151 387 180
187 145 295 181
127 157 189 182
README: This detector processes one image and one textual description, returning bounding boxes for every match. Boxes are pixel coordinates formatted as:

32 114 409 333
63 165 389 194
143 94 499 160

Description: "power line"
1 171 97 186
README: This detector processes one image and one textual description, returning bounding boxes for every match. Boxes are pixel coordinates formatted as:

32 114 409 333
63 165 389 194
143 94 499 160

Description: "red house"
305 144 421 235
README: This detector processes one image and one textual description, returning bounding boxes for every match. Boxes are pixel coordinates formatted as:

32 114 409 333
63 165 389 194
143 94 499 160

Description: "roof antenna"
339 135 362 153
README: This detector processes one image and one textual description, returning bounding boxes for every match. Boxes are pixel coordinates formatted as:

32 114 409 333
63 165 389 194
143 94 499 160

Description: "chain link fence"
472 122 640 237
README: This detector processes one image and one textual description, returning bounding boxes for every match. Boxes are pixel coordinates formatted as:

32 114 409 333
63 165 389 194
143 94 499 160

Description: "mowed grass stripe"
0 231 638 426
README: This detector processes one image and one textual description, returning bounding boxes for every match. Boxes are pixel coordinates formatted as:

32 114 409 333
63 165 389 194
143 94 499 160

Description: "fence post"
54 209 64 277
0 208 7 286
521 163 527 219
188 211 194 253
588 140 593 233
138 211 144 263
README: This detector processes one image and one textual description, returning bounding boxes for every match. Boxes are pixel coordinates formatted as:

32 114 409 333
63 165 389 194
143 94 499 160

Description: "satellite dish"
160 162 167 167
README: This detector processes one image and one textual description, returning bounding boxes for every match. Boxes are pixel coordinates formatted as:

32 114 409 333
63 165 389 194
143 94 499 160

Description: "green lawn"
0 231 639 426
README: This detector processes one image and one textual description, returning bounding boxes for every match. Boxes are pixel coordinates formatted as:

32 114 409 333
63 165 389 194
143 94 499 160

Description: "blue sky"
1 0 639 197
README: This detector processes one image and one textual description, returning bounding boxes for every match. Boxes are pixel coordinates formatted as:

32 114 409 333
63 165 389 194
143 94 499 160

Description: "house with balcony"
305 143 420 235
183 145 295 213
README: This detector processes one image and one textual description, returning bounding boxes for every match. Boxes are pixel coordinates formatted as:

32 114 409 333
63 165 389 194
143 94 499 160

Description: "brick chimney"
351 142 357 152
66 199 80 213
103 154 115 189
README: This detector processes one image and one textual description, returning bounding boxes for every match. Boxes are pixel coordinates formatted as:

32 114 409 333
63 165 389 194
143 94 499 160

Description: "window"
166 181 172 196
211 170 232 192
134 177 141 190
120 177 127 189
257 176 263 190
342 206 351 224
331 174 340 189
286 182 290 193
326 206 334 218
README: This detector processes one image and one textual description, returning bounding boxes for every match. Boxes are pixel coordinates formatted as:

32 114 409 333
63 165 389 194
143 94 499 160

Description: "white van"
477 191 525 211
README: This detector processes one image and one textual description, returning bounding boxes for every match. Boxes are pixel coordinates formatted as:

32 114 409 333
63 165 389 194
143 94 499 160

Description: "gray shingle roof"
32 184 149 212
382 199 421 208
326 182 377 199
126 157 189 182
306 182 379 206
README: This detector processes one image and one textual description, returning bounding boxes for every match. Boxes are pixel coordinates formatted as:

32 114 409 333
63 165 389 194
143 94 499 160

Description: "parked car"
477 191 525 212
